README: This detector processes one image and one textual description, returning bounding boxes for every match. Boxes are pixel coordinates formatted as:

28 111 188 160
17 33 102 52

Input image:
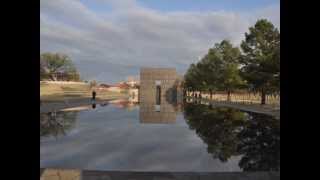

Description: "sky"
40 0 280 83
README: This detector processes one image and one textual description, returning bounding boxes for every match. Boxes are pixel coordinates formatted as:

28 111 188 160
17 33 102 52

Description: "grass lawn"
40 82 128 102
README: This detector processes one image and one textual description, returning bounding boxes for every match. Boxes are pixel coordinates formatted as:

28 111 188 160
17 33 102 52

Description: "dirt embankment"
40 81 129 113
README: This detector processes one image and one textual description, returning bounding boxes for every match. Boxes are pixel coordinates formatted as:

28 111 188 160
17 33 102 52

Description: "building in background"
126 76 140 88
106 82 130 93
128 88 139 103
97 83 111 90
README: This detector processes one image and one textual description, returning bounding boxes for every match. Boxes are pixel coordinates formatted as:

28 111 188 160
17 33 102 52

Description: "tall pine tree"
240 19 280 105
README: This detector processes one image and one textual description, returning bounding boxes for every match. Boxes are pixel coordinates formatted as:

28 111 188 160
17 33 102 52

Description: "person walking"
91 90 96 104
92 90 96 99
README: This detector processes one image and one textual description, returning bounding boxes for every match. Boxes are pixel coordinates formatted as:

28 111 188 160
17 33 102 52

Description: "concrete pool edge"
40 168 280 180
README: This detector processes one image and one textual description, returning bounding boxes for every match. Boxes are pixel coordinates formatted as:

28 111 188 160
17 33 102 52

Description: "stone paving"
40 168 81 180
40 168 280 180
188 97 280 119
40 98 122 113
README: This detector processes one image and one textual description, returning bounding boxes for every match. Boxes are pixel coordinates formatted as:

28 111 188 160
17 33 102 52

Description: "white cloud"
40 0 280 83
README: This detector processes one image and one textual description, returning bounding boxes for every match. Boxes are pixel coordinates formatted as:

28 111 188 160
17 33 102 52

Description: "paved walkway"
40 97 124 113
40 168 280 180
188 97 280 118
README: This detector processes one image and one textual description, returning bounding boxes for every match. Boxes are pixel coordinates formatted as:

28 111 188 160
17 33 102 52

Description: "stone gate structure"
139 68 182 124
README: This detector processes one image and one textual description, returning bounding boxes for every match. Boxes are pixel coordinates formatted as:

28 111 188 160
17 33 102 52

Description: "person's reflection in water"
100 101 109 107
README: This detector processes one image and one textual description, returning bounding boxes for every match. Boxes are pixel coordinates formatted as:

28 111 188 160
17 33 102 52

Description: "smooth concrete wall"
139 68 178 124
139 68 178 103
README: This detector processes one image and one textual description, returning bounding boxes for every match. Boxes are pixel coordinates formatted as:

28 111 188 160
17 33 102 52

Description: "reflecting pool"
40 99 279 172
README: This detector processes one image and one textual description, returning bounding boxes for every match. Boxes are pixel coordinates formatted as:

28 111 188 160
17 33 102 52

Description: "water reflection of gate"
139 99 177 124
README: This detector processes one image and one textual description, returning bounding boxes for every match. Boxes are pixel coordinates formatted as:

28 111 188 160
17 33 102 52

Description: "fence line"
186 91 280 106
40 81 88 85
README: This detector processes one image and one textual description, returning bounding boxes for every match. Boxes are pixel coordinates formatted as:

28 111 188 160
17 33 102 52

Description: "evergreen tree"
240 19 280 104
185 40 244 101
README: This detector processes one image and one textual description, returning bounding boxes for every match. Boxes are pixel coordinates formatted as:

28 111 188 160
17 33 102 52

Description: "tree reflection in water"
237 113 280 171
184 103 246 162
183 102 280 171
40 111 78 140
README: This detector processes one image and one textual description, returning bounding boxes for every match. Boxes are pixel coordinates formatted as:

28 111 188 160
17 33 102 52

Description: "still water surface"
40 99 279 172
